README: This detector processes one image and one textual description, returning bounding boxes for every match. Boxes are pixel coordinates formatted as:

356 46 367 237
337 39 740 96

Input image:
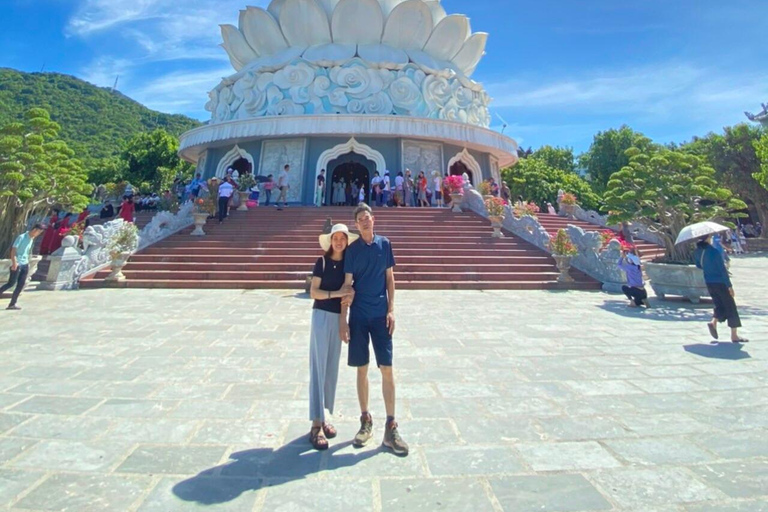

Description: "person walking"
341 203 409 456
394 172 404 207
382 171 391 207
315 169 326 207
617 247 650 308
403 170 414 207
371 172 381 207
308 224 358 450
695 235 748 343
217 178 234 223
1 224 45 310
276 164 290 210
263 175 274 206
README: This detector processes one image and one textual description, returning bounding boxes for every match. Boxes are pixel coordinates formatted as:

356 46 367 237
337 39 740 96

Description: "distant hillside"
0 68 202 172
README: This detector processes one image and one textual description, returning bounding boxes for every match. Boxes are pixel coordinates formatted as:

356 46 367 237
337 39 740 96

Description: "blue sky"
2 0 767 153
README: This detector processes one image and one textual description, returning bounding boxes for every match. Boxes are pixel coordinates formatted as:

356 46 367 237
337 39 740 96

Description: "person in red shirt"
119 196 135 223
39 210 59 255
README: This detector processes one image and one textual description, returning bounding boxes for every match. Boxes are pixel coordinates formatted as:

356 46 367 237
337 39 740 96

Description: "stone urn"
191 213 208 236
1 255 43 283
237 191 250 211
105 251 131 282
561 203 576 218
645 262 709 303
450 193 464 213
553 255 575 283
489 216 505 238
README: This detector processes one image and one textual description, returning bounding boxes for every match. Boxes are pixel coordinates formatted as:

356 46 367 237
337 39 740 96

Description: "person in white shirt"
276 164 290 210
358 183 366 204
217 178 235 223
432 171 443 208
394 172 404 207
382 171 391 207
370 172 382 207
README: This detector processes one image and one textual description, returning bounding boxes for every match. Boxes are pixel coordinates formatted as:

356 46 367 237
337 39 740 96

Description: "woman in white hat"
308 224 359 449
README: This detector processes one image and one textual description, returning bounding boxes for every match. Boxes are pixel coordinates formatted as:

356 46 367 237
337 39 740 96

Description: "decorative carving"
205 58 491 128
448 149 482 184
216 145 255 178
315 138 386 185
259 139 307 203
569 204 664 246
402 140 443 177
745 102 768 127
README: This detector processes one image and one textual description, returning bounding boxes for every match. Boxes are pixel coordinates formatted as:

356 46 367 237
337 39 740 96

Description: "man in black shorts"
341 203 408 456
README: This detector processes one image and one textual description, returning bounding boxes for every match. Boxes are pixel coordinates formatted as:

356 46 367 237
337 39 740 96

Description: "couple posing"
308 203 408 456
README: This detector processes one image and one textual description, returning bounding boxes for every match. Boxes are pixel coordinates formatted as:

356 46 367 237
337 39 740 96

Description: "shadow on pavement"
683 342 751 360
172 436 381 505
599 300 768 322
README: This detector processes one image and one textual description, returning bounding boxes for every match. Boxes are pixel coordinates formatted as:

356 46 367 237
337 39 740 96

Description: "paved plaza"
0 256 766 511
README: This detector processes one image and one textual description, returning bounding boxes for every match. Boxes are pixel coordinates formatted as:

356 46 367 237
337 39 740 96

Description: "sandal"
732 338 749 343
707 322 718 340
322 422 337 439
309 426 328 450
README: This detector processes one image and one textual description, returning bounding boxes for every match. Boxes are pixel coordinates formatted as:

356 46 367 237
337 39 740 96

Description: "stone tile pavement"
0 256 766 511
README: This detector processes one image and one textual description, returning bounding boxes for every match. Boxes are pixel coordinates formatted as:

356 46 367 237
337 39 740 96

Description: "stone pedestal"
37 248 83 291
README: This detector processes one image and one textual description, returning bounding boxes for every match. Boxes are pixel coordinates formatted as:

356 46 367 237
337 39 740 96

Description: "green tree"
119 129 193 191
579 125 654 193
682 124 768 238
755 133 768 190
0 108 91 257
531 145 576 173
502 158 601 211
604 146 746 262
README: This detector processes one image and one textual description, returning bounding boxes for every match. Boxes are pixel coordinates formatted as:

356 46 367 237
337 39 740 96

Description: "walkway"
0 256 766 511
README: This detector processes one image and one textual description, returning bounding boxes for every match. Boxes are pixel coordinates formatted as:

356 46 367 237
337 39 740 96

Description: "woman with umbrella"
679 222 748 343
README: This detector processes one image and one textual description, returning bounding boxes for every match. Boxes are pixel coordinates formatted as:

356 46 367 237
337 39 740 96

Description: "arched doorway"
450 161 473 185
229 157 252 176
330 162 370 206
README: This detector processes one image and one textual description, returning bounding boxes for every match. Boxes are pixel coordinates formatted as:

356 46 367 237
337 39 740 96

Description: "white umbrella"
675 221 730 245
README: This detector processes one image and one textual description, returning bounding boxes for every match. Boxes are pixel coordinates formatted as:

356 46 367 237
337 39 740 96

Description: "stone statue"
745 103 768 127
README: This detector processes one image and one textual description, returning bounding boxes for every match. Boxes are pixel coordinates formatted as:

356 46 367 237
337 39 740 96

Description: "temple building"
178 0 518 205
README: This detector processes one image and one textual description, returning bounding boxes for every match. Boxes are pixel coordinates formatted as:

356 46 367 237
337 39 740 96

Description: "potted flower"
485 196 507 238
192 197 215 236
106 221 139 282
549 228 578 282
513 201 540 219
444 175 465 213
477 180 493 201
604 146 746 302
236 174 256 211
559 192 578 217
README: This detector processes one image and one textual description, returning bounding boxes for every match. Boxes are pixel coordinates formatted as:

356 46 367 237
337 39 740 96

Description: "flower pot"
553 255 575 283
489 215 505 238
645 262 709 303
191 213 208 236
450 193 464 213
105 251 131 282
483 195 494 201
237 191 249 211
561 204 576 217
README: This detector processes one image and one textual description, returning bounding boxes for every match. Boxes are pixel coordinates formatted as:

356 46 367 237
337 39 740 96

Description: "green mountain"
0 68 202 174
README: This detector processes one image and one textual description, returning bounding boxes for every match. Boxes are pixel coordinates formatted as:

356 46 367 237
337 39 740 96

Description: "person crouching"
618 247 650 308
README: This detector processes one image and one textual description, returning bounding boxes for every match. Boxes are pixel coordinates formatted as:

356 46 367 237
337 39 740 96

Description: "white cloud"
128 67 232 116
486 63 768 125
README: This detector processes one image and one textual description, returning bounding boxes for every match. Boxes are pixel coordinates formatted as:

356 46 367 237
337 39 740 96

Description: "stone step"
129 254 554 265
122 262 559 273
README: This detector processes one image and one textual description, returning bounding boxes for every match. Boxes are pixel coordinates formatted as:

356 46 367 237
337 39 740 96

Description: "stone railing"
464 185 626 291
39 202 194 290
559 201 664 246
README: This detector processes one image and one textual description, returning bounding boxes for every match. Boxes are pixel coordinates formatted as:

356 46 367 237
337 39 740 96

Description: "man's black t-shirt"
312 256 345 314
317 174 325 187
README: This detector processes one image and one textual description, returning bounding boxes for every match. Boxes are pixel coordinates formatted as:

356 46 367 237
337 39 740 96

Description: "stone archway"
316 138 385 190
216 145 255 178
447 149 481 186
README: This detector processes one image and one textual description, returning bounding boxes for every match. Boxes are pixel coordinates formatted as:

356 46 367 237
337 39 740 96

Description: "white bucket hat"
319 223 359 252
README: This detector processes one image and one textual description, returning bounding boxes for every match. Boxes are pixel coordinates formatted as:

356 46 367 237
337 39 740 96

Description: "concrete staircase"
81 207 601 291
537 213 667 261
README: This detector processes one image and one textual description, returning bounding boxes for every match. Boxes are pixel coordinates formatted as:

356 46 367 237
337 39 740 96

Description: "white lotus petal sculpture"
208 0 492 128
219 0 486 78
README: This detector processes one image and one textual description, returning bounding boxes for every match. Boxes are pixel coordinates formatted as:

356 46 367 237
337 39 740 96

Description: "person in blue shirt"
1 224 45 310
341 203 409 456
694 236 747 343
